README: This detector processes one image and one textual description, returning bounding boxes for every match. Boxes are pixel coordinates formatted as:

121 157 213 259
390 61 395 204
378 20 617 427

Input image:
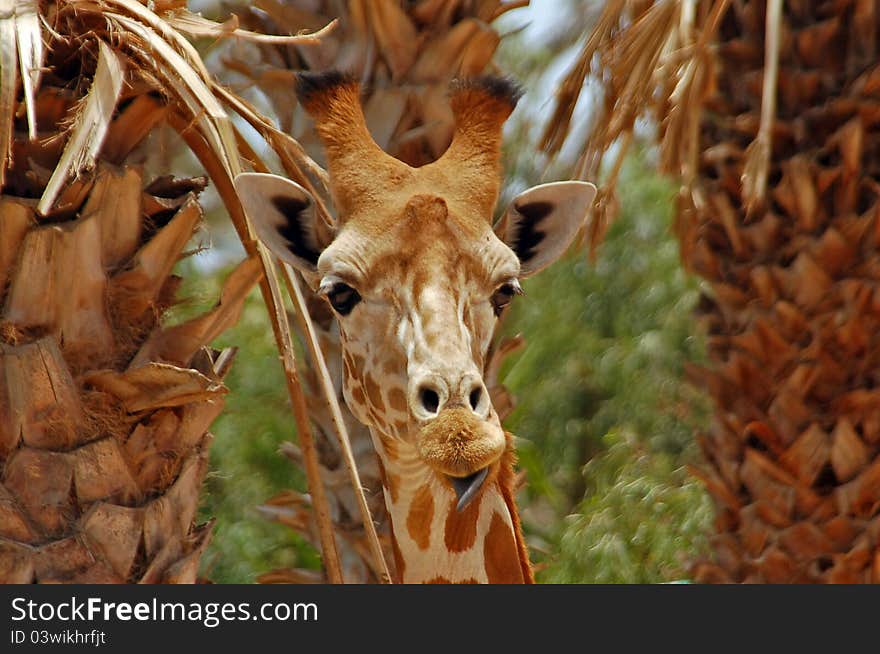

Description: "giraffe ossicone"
235 71 596 584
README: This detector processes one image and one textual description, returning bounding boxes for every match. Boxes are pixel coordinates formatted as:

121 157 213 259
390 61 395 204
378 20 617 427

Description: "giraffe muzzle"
415 406 506 505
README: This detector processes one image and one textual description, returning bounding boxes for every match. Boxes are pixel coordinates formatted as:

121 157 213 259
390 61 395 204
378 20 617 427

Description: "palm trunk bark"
0 109 256 582
687 0 880 583
0 0 281 583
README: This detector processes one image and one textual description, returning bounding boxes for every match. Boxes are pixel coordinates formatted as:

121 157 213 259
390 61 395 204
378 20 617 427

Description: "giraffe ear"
234 172 333 272
496 181 597 277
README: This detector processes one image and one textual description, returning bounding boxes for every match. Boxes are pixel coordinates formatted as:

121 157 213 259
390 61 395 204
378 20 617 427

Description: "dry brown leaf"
741 0 782 214
14 0 43 141
167 10 337 44
84 363 226 413
129 256 262 368
38 40 125 215
0 0 20 189
367 0 418 80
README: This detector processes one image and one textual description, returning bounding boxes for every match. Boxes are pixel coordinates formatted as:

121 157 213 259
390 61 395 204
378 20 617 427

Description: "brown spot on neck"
406 484 434 550
444 490 481 553
484 511 525 584
364 374 385 412
498 443 535 583
381 434 400 461
349 383 366 408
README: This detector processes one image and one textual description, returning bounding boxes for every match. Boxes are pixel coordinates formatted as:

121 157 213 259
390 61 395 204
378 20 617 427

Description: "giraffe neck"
371 427 533 584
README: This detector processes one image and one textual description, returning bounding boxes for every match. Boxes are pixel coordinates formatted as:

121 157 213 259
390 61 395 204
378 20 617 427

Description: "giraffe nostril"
469 386 482 411
419 387 440 414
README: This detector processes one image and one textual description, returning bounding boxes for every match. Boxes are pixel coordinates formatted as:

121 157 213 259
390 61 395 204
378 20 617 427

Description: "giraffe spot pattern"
383 359 398 374
444 492 481 553
364 374 385 412
350 384 366 407
406 484 434 550
388 387 407 413
484 511 524 584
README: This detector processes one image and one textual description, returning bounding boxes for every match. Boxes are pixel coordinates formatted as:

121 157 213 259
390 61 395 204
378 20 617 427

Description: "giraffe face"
236 169 596 510
317 194 517 484
235 72 596 514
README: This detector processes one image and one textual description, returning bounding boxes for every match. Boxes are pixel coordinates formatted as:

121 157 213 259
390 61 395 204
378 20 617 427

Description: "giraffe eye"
490 279 523 316
326 282 361 316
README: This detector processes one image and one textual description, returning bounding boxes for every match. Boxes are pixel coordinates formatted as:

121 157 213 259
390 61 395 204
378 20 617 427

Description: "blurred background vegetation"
176 0 714 583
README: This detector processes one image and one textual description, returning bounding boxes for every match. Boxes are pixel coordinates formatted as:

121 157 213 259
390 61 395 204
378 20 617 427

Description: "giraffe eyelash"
490 279 523 316
318 275 344 296
319 276 362 316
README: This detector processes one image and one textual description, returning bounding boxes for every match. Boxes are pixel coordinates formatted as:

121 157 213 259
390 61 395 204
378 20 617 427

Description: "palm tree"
544 0 880 582
0 0 332 583
225 0 529 583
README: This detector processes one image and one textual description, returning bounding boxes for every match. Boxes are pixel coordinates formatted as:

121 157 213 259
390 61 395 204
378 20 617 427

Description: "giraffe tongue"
450 467 489 513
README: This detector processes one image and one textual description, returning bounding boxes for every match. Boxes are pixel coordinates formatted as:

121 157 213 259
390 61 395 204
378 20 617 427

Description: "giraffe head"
236 72 595 554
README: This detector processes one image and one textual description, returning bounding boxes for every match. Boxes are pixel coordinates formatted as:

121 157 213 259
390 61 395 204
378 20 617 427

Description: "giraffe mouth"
448 467 489 513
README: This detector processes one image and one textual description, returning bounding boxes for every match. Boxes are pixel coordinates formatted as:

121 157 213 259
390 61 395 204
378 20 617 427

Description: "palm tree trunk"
0 96 255 582
684 0 880 583
0 0 318 583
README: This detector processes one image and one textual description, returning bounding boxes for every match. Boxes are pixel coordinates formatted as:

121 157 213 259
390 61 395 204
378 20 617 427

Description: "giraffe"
235 71 596 583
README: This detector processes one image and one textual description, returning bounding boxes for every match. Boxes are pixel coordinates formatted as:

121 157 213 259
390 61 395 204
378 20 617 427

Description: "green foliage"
543 431 712 584
499 153 712 582
204 296 320 583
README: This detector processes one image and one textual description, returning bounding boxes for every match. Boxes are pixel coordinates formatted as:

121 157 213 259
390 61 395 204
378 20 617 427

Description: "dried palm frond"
539 1 737 249
538 0 626 158
0 0 368 583
739 0 780 214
